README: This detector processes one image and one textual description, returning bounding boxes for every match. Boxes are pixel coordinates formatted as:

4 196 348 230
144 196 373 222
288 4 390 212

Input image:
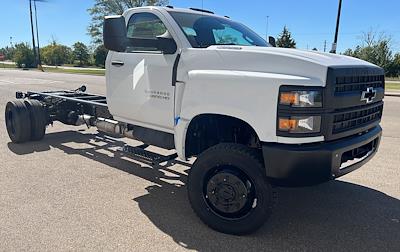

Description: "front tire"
187 143 274 235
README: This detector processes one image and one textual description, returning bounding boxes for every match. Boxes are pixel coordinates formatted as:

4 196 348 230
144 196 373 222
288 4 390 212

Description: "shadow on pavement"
8 131 400 251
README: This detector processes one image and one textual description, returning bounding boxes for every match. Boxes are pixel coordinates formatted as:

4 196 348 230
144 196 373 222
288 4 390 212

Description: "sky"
0 0 399 53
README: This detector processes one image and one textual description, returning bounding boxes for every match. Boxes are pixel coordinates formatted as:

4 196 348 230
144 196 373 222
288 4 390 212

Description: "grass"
1 63 105 76
42 67 105 76
61 63 105 69
386 82 400 90
0 63 17 68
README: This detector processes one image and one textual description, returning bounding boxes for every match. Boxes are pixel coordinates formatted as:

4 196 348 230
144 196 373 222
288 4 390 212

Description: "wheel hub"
206 172 249 214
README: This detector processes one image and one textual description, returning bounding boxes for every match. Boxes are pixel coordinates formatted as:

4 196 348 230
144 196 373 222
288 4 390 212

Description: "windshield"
169 11 268 48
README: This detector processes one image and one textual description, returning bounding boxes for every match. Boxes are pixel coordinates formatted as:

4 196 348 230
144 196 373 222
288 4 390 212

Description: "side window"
126 12 167 52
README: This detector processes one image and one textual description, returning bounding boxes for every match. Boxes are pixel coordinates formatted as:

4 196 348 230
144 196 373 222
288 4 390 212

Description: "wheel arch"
181 113 262 158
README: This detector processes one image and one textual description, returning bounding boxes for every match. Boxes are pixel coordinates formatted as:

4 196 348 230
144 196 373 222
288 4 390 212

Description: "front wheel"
187 143 274 235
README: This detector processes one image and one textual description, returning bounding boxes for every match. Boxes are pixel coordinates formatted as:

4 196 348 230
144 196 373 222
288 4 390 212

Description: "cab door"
106 11 178 132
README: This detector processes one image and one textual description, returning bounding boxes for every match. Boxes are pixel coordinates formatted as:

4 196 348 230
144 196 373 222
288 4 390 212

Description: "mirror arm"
268 36 276 47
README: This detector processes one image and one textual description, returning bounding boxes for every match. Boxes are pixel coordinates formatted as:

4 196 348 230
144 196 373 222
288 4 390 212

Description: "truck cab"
6 6 384 235
105 6 383 177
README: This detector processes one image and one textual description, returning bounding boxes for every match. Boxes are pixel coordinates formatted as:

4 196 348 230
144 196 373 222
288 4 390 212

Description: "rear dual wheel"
5 100 31 143
24 99 47 141
5 100 47 143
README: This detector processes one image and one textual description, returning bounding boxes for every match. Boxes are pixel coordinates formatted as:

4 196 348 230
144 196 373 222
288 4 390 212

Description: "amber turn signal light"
279 90 322 107
279 118 298 131
280 92 299 106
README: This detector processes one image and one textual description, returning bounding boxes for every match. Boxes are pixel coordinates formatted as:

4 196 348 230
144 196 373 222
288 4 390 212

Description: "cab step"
120 144 178 164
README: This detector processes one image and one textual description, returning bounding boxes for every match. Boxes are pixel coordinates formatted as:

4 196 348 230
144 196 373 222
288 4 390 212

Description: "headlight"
278 116 321 133
280 90 322 107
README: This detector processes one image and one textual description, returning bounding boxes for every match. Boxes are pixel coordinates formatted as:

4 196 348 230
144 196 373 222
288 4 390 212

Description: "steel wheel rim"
203 165 256 219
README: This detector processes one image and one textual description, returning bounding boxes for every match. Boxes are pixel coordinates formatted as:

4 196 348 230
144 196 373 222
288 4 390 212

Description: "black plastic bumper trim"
262 126 382 183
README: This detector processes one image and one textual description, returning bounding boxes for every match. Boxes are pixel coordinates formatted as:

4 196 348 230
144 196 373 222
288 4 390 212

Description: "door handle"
111 61 124 66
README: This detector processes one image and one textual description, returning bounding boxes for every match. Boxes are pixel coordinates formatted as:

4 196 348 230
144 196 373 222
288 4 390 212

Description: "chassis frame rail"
17 86 113 124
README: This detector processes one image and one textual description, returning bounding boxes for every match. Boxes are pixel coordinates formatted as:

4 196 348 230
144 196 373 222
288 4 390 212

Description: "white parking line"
0 80 16 85
0 78 64 85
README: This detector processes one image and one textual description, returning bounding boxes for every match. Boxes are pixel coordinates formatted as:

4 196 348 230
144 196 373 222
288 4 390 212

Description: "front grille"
324 66 385 140
332 103 383 134
335 75 384 93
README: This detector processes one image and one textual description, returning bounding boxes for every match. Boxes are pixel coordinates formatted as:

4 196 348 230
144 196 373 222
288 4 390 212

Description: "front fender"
182 70 322 137
173 70 324 159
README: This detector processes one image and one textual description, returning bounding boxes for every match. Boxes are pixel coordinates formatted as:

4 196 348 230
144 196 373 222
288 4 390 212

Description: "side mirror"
268 36 276 47
157 31 177 55
103 15 127 52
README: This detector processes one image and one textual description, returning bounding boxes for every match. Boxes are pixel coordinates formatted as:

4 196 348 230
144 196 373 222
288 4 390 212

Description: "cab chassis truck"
5 7 384 235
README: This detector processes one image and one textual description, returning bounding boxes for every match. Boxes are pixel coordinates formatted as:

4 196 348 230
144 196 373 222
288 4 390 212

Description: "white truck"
5 6 384 235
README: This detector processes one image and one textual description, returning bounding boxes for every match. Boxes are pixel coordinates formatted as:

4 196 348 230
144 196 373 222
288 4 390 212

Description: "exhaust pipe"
96 118 141 140
75 114 94 126
95 118 123 135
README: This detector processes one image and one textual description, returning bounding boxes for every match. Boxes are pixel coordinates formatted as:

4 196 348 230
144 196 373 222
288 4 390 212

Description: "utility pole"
10 37 13 48
330 0 343 53
34 0 42 68
324 40 327 52
266 16 270 41
29 0 37 67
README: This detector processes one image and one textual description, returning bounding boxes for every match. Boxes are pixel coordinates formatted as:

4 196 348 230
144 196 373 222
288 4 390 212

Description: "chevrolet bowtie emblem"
361 87 377 103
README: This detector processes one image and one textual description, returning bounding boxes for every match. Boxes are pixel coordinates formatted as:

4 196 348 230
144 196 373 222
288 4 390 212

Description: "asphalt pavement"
0 69 399 251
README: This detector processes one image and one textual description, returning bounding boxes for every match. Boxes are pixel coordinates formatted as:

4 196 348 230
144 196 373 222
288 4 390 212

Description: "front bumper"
262 126 382 184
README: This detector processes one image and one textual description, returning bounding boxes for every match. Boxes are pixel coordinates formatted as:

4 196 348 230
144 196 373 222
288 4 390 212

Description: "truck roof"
123 6 229 20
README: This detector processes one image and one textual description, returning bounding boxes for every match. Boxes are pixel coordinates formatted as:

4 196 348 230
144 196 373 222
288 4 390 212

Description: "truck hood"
185 46 379 84
212 46 376 67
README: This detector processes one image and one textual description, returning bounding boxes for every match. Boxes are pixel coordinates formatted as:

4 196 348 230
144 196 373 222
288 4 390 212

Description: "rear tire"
187 143 274 235
24 99 47 141
5 100 31 143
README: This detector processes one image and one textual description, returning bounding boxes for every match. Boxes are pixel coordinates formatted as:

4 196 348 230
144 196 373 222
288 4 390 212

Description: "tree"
73 42 90 66
276 26 296 48
0 46 15 60
343 30 398 77
13 43 35 68
343 48 354 56
41 41 72 66
94 44 108 67
387 53 400 77
88 0 169 44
